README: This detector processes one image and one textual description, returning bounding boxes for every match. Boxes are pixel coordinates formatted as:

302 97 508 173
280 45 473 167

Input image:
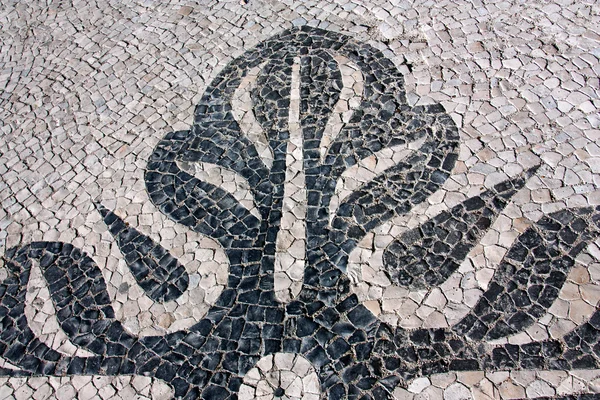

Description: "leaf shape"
382 167 538 290
319 40 420 180
33 242 135 355
24 258 95 357
177 160 261 220
231 62 274 169
329 137 427 224
95 202 189 303
453 206 600 341
0 244 66 373
252 54 295 147
318 54 364 161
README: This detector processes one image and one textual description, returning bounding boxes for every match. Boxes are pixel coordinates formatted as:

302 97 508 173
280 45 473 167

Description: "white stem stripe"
274 58 305 304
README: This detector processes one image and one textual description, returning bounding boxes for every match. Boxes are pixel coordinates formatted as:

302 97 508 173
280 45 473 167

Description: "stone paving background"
0 0 599 398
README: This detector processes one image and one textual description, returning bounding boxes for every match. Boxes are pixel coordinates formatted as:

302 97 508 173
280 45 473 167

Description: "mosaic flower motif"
1 26 600 400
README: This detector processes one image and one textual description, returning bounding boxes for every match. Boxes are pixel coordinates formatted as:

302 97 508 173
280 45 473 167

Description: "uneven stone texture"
1 1 600 399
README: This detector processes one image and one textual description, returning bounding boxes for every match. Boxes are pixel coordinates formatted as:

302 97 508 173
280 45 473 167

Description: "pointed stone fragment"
95 202 189 303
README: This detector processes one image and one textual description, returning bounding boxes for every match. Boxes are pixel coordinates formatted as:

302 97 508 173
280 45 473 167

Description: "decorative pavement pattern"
0 1 599 400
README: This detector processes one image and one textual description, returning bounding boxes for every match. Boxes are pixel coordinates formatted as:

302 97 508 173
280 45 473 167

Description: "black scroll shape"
0 242 137 378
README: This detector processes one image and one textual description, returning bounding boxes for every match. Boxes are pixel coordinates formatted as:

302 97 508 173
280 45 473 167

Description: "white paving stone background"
0 0 599 398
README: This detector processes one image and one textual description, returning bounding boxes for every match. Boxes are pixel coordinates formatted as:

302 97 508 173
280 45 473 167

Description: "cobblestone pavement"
0 0 599 399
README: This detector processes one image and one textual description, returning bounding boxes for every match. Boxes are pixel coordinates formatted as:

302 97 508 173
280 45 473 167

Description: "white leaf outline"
328 136 428 227
177 159 261 220
318 54 365 162
231 61 274 170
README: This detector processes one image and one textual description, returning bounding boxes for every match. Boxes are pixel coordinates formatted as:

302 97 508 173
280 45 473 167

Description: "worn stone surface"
1 0 599 399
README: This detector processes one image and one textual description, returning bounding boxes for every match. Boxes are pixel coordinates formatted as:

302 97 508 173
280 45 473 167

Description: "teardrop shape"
382 167 538 290
95 202 189 303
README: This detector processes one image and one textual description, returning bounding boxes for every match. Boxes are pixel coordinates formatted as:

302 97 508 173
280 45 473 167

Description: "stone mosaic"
1 0 599 399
